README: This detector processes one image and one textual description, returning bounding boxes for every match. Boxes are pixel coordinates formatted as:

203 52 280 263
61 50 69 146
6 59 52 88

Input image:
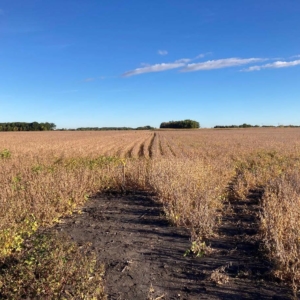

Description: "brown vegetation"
1 128 300 297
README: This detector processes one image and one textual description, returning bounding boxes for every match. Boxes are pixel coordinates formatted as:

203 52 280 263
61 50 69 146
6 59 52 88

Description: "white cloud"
195 53 207 59
122 62 185 77
243 59 300 71
243 66 262 72
158 50 168 56
122 53 216 77
195 52 212 59
175 58 191 63
176 53 212 63
196 53 205 59
182 58 265 72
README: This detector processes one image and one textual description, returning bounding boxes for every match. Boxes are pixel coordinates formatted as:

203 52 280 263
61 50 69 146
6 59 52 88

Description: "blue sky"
0 0 300 128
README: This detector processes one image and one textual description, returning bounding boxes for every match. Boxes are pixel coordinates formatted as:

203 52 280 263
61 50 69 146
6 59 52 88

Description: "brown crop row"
1 128 300 295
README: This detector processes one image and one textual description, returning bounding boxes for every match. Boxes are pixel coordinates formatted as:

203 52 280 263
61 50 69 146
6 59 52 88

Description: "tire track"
138 143 144 158
126 137 145 158
103 133 152 158
159 136 176 158
103 140 124 157
143 133 155 159
149 132 161 158
148 133 156 158
119 134 147 158
159 138 164 156
167 142 177 157
134 133 154 159
130 134 152 158
56 192 291 300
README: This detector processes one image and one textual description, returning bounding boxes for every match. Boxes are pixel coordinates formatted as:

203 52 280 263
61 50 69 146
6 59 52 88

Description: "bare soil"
55 191 292 299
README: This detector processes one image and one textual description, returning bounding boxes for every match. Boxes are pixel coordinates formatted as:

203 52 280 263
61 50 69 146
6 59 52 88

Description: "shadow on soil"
54 191 292 300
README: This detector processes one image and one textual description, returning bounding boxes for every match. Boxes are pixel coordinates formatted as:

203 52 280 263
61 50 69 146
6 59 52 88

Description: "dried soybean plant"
2 128 300 294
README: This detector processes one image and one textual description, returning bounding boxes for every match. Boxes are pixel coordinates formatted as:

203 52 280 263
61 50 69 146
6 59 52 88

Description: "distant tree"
213 124 300 128
76 125 155 131
215 124 260 129
0 122 56 131
160 119 200 129
239 123 252 128
136 125 155 130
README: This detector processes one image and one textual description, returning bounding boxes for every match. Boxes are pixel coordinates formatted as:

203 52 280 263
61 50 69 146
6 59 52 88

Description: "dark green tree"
0 122 56 131
160 119 200 129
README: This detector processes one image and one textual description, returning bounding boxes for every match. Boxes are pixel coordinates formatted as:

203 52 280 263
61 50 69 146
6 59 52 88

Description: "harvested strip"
136 134 153 158
116 134 148 158
160 132 187 158
158 136 164 156
142 133 155 159
128 135 150 158
117 139 144 158
55 192 291 300
148 133 156 158
126 136 146 158
103 141 121 157
159 136 175 157
149 132 161 158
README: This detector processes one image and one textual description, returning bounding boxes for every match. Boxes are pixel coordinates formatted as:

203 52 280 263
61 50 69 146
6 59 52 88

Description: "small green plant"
31 164 44 173
0 232 106 299
0 149 11 159
184 240 206 258
0 214 38 257
11 174 25 191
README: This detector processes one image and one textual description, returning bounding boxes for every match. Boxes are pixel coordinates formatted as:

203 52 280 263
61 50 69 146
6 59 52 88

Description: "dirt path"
55 191 292 299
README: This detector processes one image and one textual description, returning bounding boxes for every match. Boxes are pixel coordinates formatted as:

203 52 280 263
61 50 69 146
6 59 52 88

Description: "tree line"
160 119 200 129
0 122 56 131
214 124 300 128
75 125 155 131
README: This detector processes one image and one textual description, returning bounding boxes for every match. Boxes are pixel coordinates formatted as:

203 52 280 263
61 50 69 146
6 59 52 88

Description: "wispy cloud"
192 52 212 60
122 53 214 77
243 59 300 72
196 54 205 59
122 53 300 77
182 58 265 72
175 58 191 63
176 53 211 63
195 53 210 59
83 78 95 82
122 62 185 77
158 50 168 56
